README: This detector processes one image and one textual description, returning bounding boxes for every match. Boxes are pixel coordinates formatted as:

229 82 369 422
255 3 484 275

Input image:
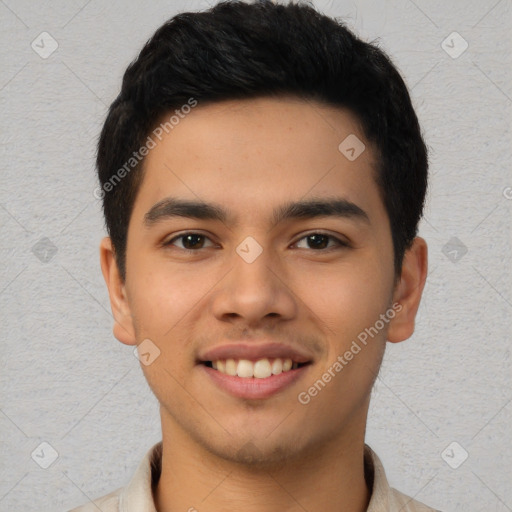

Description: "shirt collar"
364 444 393 510
119 442 161 512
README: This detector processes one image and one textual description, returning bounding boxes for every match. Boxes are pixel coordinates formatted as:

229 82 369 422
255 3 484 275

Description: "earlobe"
99 237 137 346
387 237 428 344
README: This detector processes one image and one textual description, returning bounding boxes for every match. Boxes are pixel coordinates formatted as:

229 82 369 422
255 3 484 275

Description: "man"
73 1 437 510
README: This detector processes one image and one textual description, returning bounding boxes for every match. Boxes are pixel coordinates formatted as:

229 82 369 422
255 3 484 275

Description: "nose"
209 242 297 329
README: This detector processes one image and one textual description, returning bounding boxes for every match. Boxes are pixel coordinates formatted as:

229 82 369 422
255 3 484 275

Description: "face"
102 96 424 467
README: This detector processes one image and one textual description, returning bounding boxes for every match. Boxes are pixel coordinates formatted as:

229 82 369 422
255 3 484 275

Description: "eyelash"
164 231 350 252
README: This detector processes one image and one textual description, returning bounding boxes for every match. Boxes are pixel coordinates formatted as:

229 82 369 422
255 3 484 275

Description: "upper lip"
198 342 313 364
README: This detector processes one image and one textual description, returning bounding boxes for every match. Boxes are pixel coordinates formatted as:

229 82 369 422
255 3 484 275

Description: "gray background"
1 0 511 510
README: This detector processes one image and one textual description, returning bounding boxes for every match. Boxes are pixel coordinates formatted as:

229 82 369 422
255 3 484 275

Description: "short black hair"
96 0 428 281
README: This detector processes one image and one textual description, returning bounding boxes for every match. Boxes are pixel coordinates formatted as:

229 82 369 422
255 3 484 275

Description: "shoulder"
389 487 442 512
364 444 441 512
67 441 162 512
67 487 122 511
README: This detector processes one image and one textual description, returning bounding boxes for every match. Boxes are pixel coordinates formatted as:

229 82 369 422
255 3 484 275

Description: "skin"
100 96 428 512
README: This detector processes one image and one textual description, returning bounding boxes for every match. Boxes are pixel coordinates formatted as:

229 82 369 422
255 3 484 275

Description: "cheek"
128 259 205 337
294 259 392 344
126 260 216 382
295 266 389 418
128 264 197 395
306 260 391 404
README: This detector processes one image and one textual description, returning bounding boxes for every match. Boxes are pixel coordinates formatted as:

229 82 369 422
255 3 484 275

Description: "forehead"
134 96 384 226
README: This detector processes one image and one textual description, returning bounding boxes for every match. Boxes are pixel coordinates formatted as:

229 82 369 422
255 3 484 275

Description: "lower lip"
200 364 310 400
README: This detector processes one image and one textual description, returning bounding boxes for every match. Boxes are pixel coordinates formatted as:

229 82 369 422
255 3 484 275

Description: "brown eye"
306 234 329 249
294 233 348 250
166 232 215 251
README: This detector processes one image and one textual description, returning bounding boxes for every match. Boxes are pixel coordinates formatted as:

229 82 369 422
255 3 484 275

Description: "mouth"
201 357 311 378
197 342 314 399
198 352 313 400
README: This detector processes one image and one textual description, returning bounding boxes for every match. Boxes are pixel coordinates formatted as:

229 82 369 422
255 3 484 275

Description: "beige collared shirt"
69 442 440 511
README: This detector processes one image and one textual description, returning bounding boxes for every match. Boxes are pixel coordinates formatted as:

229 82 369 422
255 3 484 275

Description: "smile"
204 357 309 378
200 360 312 400
197 342 314 399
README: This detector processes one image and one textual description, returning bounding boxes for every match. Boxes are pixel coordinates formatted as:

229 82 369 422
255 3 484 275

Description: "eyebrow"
144 196 370 228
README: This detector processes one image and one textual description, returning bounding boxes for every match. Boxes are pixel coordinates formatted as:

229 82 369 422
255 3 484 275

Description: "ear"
387 237 428 343
99 237 137 346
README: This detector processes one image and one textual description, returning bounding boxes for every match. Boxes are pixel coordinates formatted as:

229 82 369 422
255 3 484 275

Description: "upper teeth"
211 358 298 378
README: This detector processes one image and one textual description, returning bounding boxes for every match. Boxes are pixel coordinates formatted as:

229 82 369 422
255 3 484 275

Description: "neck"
154 411 371 512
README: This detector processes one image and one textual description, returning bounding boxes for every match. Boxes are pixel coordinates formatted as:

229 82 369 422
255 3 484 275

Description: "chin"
209 437 300 470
